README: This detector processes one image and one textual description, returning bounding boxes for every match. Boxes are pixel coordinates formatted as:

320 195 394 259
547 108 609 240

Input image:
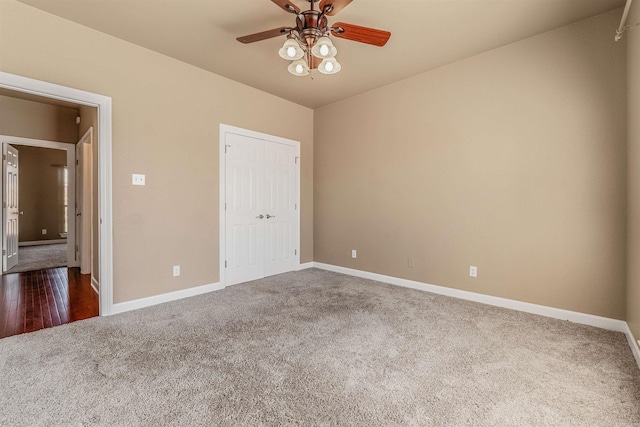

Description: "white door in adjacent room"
223 130 298 286
3 144 19 271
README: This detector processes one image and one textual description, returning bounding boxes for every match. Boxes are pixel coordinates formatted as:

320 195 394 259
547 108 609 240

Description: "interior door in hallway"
3 144 19 271
224 133 297 286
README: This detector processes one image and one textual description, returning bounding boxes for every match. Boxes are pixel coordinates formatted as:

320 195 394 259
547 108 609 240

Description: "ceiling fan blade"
319 0 353 16
237 27 291 44
271 0 300 14
331 22 391 47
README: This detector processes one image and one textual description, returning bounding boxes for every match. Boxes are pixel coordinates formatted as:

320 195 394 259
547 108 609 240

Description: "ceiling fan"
237 0 391 76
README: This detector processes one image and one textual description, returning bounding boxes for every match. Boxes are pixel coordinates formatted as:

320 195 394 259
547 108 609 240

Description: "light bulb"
324 61 333 72
319 44 329 57
279 39 304 60
295 64 303 74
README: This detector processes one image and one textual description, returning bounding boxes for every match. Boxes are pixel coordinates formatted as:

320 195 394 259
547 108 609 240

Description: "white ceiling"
17 0 624 108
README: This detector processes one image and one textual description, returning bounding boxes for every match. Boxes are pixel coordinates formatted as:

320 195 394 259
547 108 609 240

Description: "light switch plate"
132 174 145 186
469 266 478 278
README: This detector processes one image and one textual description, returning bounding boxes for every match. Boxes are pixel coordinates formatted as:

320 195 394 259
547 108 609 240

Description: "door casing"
0 71 113 316
219 124 301 287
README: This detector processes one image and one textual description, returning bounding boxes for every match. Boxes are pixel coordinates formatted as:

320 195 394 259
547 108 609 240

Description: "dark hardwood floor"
0 267 98 339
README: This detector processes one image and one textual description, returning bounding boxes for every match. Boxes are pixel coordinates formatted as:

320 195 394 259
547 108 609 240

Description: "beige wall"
315 10 627 319
0 1 313 303
18 146 68 242
627 0 640 341
0 94 78 143
78 106 100 283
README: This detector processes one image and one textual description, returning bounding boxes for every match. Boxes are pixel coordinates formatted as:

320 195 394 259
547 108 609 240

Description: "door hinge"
225 202 227 211
294 249 297 256
295 157 299 164
294 203 297 210
2 155 5 161
76 160 79 165
225 260 227 268
225 144 231 154
2 249 5 255
76 245 79 252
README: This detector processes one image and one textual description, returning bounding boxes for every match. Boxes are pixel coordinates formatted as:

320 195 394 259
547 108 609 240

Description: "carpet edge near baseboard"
311 262 640 370
103 260 640 370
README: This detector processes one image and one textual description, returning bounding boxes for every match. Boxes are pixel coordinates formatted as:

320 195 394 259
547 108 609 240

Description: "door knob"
19 211 24 215
266 214 275 219
256 214 264 219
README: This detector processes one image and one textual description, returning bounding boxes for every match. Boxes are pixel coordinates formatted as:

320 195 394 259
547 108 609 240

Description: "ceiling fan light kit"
237 0 390 77
282 34 340 76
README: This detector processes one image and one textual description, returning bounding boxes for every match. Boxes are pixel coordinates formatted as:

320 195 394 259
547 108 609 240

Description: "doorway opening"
7 145 69 273
0 71 113 323
1 138 78 274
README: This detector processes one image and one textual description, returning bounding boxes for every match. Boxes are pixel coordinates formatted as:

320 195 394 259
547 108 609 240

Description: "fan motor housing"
297 10 328 44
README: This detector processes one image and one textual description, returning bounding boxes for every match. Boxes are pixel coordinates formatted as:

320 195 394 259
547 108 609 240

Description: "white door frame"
0 72 113 316
219 124 301 287
1 136 77 269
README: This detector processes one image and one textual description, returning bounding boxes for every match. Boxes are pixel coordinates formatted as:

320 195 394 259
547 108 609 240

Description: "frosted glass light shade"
278 39 304 60
311 37 337 59
288 59 310 76
318 57 341 74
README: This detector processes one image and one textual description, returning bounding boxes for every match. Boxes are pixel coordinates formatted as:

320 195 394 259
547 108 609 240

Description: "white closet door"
224 133 298 286
263 142 296 277
225 133 265 286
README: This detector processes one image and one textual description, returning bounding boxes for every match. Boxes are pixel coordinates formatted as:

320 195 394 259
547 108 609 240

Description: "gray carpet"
0 269 638 426
6 243 67 273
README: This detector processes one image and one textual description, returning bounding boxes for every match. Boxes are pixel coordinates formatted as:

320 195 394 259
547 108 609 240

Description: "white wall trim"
19 239 67 246
313 262 639 368
0 71 114 317
297 262 314 271
110 282 224 315
623 324 640 368
90 276 99 295
218 124 301 288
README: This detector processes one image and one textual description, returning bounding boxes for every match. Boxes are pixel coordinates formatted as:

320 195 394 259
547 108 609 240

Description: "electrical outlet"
351 249 357 259
408 258 414 268
469 266 478 278
41 229 47 235
173 265 180 277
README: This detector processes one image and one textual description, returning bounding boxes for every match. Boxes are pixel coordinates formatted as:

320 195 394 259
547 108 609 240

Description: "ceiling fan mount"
237 0 391 76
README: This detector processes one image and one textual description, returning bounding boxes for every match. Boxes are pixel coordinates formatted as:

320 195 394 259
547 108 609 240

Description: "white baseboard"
312 262 639 369
110 281 224 315
623 324 640 368
297 262 314 271
19 239 67 247
91 276 99 294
